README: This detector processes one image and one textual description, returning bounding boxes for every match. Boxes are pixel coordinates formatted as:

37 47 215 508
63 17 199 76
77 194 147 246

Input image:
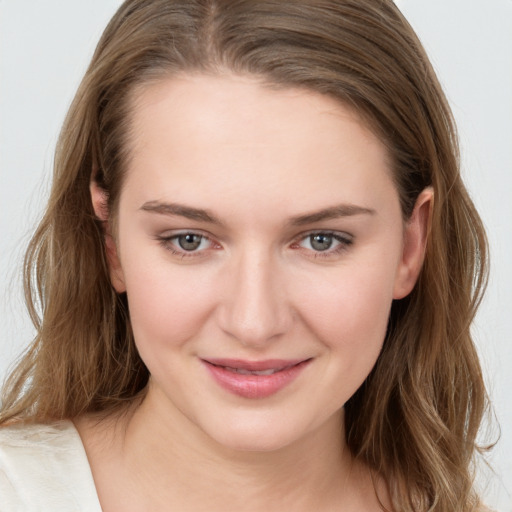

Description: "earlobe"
90 177 126 293
393 187 433 299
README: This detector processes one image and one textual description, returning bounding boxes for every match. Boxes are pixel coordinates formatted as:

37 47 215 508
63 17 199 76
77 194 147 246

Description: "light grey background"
1 1 511 509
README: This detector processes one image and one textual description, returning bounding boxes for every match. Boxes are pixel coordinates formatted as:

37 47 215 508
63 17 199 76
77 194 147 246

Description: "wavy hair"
1 1 490 510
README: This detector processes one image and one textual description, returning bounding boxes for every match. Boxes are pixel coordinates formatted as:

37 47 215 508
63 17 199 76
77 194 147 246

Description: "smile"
223 366 283 376
201 358 312 399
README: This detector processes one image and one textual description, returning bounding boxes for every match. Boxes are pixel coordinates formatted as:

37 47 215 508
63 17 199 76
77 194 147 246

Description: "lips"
202 358 311 399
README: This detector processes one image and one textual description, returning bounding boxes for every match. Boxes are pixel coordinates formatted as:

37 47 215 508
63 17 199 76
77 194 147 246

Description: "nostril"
216 296 292 346
215 255 292 345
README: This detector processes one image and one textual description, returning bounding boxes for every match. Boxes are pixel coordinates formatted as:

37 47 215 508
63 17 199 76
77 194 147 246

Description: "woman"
0 1 491 510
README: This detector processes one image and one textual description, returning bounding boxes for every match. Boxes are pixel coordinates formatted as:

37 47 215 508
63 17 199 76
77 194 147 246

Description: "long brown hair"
1 1 490 510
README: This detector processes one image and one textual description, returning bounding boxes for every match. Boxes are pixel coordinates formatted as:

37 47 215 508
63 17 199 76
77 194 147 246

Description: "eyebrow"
288 204 376 226
140 201 375 226
140 201 223 225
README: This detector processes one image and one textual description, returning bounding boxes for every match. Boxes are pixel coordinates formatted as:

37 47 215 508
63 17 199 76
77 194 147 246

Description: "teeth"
224 367 281 376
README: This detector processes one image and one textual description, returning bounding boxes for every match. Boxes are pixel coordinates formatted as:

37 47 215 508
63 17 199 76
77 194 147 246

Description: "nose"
217 248 293 347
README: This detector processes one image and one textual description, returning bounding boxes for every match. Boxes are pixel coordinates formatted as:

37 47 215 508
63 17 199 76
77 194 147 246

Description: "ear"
393 187 433 299
90 177 126 293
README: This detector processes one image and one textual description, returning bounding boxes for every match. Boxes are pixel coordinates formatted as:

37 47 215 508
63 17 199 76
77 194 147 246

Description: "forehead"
128 73 383 153
121 73 397 220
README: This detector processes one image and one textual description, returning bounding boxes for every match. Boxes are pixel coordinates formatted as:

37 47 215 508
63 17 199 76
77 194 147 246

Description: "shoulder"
0 421 102 512
0 420 81 450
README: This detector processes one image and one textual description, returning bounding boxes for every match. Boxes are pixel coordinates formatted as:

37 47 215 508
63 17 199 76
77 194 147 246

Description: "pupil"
178 234 202 251
311 234 332 251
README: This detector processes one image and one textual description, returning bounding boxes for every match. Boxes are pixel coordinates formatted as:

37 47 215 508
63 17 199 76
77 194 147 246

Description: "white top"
0 421 102 512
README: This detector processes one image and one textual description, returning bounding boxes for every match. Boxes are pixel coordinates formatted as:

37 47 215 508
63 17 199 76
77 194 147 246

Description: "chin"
194 412 301 453
198 408 331 455
213 430 298 454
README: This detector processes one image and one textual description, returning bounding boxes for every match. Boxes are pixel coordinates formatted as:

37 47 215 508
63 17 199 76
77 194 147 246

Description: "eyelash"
156 232 218 259
155 230 354 260
290 231 353 259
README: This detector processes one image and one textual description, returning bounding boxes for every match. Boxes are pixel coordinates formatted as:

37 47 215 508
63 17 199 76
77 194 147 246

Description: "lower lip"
202 360 311 399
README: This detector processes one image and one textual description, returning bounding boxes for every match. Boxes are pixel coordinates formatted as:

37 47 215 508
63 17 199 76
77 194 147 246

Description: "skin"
81 73 432 511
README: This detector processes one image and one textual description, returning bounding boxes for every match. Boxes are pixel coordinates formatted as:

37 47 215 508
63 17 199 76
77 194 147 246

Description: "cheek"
293 263 395 367
293 268 394 409
313 277 391 341
121 253 217 349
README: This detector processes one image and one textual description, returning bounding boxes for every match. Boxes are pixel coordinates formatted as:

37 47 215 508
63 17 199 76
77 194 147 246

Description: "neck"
127 388 350 511
77 385 382 512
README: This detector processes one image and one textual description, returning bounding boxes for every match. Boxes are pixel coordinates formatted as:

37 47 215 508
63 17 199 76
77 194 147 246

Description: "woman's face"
104 74 428 452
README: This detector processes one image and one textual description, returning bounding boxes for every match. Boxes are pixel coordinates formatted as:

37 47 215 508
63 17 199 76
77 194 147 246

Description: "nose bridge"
219 244 290 346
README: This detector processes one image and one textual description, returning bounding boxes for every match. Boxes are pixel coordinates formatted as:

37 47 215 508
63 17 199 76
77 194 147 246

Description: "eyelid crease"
292 229 354 243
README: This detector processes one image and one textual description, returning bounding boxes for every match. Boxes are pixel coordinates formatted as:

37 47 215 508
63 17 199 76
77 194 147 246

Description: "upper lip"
202 358 309 372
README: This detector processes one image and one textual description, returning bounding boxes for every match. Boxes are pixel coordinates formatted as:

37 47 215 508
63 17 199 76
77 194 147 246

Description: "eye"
292 231 353 257
156 231 218 257
175 233 206 251
307 233 336 252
